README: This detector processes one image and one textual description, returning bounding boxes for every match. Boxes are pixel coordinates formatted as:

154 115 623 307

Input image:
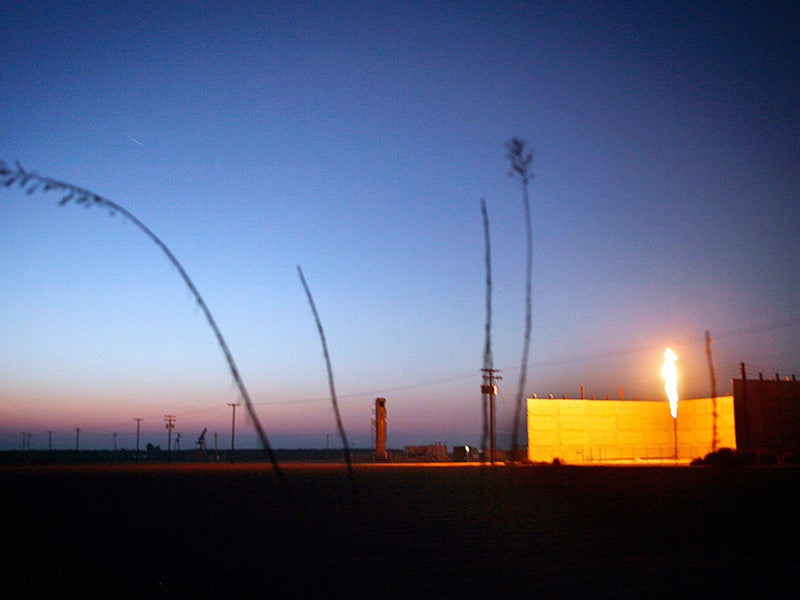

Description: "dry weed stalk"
505 138 534 462
480 198 493 455
297 265 356 495
0 160 287 485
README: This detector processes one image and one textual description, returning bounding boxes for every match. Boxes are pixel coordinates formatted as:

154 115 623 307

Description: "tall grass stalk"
505 139 534 462
0 161 287 484
480 198 493 454
297 265 356 495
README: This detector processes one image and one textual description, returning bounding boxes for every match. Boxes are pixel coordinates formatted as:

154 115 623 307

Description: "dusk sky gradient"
2 1 798 451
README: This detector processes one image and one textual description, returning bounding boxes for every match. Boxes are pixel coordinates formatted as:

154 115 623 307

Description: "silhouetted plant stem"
297 265 357 495
0 161 287 487
480 198 493 455
505 139 534 463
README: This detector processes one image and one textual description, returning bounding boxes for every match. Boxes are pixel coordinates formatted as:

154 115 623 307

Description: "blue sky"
1 1 798 451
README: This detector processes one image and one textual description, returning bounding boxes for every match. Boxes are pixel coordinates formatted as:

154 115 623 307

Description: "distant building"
403 444 449 461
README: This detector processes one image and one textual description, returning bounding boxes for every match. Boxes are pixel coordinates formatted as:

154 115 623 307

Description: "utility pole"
228 402 240 463
164 415 176 463
134 418 143 460
673 416 678 461
482 368 502 464
47 430 53 451
112 431 118 451
705 331 719 452
75 427 81 460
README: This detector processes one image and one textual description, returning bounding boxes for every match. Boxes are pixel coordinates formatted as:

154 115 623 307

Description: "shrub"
704 447 738 466
756 451 779 465
782 451 800 465
696 447 785 466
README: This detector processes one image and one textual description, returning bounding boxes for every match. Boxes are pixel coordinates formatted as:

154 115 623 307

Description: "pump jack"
196 428 208 462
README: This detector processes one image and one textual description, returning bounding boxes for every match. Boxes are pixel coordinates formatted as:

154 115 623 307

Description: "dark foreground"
4 462 799 598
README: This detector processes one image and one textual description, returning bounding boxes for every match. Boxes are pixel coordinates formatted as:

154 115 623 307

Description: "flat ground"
3 462 799 597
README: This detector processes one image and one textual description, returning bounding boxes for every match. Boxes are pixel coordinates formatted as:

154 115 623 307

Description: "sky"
1 1 798 452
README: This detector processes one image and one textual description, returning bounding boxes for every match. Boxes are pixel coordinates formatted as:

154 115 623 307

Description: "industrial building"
527 395 735 464
527 373 799 464
733 374 800 456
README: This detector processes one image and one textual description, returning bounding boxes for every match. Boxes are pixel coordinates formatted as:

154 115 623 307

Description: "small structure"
452 445 481 461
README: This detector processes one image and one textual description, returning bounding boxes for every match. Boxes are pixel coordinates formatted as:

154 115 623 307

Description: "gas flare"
662 347 679 418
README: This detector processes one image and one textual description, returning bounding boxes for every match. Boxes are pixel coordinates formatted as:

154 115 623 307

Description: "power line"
714 317 800 341
10 319 796 450
189 318 800 410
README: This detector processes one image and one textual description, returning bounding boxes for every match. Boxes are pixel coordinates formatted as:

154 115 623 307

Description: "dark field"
4 462 799 598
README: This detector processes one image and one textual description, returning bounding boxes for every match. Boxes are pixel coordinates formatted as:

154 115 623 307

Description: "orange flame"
662 347 679 418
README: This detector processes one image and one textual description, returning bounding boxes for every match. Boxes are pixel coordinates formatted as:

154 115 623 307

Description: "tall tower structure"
374 397 388 461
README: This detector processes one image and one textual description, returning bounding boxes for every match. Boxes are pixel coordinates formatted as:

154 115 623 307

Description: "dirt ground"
3 462 799 597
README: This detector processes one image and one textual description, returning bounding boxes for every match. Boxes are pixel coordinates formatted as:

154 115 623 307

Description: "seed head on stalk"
0 160 288 491
505 138 534 463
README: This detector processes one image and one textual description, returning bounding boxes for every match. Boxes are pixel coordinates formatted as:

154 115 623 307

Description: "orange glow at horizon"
662 347 679 418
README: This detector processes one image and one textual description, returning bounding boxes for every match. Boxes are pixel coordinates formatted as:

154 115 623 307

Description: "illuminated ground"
4 462 799 597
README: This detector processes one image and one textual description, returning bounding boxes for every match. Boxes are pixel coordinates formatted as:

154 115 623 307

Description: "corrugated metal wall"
527 396 736 463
